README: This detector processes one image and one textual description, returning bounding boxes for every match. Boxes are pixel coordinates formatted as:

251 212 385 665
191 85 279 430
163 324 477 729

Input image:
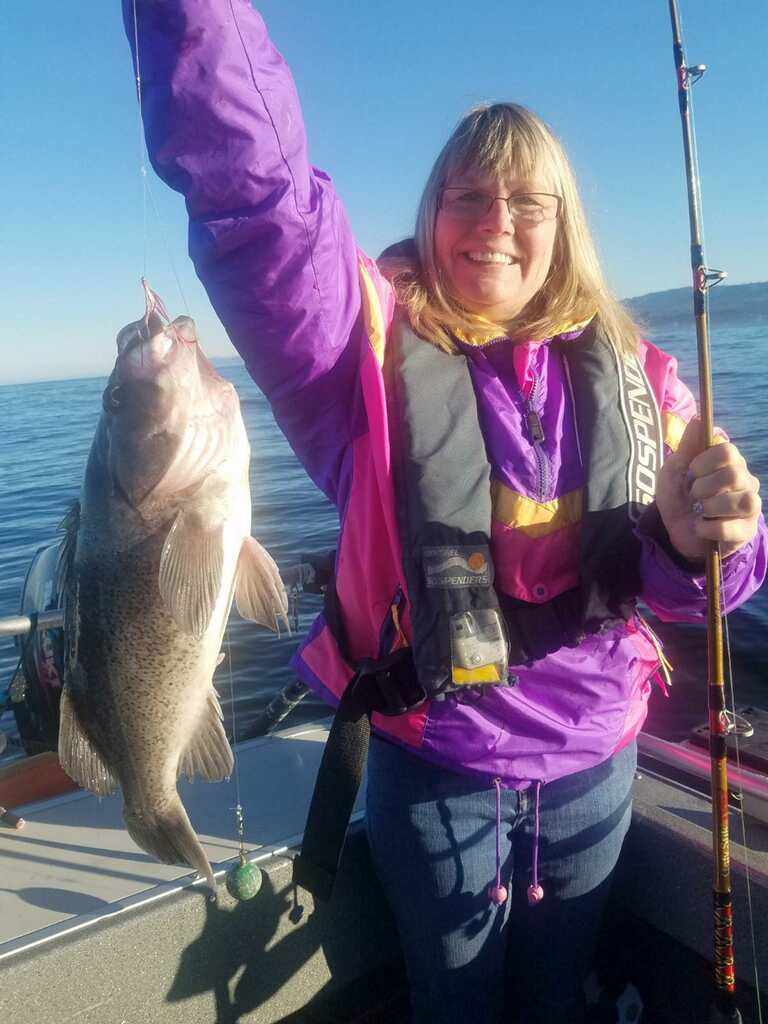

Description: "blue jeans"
365 738 637 1024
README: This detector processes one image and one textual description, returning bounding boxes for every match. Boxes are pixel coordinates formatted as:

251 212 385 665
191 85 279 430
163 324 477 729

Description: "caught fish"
57 305 288 891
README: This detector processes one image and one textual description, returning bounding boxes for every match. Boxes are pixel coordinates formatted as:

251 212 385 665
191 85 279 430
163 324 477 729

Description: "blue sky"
3 1 766 384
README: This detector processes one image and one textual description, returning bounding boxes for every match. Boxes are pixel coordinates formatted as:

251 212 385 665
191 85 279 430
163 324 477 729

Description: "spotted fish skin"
58 312 288 891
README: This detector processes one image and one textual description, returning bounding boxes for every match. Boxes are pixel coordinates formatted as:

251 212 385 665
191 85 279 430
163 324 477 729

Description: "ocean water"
0 321 766 760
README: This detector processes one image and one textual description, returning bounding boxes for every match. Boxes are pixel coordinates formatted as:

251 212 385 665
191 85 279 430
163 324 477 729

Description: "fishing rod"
667 3 741 1022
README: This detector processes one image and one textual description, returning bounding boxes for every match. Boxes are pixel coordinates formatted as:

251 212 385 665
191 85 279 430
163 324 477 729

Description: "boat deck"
2 727 768 1023
0 720 353 960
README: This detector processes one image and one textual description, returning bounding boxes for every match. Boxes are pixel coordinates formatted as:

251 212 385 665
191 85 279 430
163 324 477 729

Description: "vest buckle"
349 649 426 716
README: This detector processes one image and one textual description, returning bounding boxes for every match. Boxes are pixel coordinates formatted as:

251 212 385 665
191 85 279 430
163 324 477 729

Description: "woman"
125 3 765 1021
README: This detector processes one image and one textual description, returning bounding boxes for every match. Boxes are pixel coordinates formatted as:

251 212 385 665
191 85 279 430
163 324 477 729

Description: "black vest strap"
292 648 424 899
292 683 372 902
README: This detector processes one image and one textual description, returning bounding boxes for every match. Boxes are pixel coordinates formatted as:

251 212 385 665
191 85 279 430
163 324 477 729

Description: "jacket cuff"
635 502 706 575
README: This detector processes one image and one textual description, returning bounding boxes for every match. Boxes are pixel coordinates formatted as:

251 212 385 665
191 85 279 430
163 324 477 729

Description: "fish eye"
103 384 125 413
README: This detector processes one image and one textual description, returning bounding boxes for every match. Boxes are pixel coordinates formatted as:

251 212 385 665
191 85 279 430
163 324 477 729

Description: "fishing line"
693 52 762 995
222 629 262 902
131 0 190 316
721 557 764 1023
224 629 250 877
130 0 148 283
225 630 243 815
130 3 251 901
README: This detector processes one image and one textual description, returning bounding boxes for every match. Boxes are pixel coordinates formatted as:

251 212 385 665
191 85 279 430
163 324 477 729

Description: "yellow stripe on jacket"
358 260 387 366
490 482 583 538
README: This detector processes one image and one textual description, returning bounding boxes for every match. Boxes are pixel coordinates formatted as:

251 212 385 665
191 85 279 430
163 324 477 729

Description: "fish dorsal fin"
235 536 290 633
57 502 81 670
159 509 224 639
58 684 116 797
178 690 233 783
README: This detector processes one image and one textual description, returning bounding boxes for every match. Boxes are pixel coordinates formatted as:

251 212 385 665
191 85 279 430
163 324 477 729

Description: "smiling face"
433 171 558 326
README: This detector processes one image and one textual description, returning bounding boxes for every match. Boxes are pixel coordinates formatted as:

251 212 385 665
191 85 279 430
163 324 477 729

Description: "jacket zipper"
521 368 549 502
455 333 550 501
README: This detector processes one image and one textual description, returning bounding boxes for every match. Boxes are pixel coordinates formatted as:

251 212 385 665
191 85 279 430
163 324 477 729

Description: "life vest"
293 313 664 901
385 314 664 698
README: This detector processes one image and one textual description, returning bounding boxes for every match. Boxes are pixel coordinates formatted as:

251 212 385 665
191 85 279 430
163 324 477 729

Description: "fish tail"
122 796 216 894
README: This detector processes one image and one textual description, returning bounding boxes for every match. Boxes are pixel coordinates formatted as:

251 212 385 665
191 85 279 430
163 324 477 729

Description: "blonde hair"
379 103 640 356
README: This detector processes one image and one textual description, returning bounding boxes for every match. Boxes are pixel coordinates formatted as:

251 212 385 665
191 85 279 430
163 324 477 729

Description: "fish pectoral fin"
58 684 116 797
159 509 224 639
178 690 234 783
234 536 290 634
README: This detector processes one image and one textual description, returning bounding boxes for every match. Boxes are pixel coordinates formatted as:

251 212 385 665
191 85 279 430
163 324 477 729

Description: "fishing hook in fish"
141 279 189 344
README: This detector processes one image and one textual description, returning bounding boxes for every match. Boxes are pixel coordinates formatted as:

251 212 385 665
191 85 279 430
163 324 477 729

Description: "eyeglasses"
437 188 562 225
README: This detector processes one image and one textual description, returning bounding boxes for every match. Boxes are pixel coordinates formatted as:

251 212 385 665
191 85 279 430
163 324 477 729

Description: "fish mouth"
116 311 168 360
110 314 243 504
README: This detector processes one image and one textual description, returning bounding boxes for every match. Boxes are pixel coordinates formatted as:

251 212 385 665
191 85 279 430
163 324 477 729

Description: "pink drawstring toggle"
527 883 545 905
487 884 508 907
488 778 508 908
528 780 545 906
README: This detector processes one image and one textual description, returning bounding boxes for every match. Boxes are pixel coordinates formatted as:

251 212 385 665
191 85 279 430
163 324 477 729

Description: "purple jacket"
125 0 767 788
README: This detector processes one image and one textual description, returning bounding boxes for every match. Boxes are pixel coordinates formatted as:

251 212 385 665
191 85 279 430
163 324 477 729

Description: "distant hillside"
625 281 768 329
